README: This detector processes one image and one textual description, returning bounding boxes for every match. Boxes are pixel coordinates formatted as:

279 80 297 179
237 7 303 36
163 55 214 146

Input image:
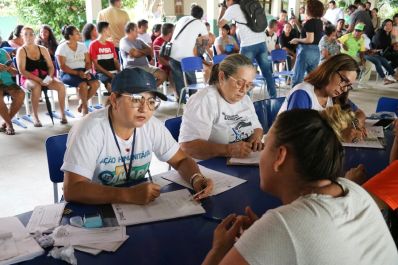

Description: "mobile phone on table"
373 119 394 129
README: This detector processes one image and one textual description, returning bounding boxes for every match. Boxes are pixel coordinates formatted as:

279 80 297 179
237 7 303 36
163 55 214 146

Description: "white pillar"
85 0 102 23
271 0 281 19
207 0 219 35
288 0 301 19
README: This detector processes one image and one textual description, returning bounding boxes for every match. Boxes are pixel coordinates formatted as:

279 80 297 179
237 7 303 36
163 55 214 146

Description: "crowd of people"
0 0 398 264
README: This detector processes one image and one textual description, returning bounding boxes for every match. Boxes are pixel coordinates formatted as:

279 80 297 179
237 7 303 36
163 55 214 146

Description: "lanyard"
108 112 136 180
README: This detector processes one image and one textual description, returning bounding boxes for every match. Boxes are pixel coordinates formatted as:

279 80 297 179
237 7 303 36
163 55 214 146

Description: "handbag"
159 18 198 58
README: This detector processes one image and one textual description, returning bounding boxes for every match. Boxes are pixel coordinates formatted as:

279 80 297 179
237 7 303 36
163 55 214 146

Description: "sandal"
60 118 68 125
384 79 395 85
34 121 43 127
0 123 6 132
5 126 15 135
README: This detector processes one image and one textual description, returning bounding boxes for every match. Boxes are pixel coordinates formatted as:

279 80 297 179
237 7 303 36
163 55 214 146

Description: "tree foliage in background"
16 0 87 38
101 0 137 9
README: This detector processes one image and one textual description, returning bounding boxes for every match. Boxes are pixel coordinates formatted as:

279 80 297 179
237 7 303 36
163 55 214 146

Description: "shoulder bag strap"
174 19 198 41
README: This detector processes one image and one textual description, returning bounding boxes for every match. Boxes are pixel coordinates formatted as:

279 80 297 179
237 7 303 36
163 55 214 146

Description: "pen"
147 170 153 183
191 188 206 200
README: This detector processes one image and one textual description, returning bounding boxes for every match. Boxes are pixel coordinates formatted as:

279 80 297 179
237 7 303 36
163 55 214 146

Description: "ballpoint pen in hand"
147 170 153 183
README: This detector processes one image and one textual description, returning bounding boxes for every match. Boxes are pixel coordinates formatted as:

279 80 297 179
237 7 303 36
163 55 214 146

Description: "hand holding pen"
191 173 214 201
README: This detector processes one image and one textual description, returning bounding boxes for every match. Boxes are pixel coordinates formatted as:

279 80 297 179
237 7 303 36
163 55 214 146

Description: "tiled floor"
0 79 397 217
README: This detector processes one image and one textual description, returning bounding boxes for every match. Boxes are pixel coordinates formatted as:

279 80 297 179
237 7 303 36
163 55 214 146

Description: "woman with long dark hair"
36 25 58 60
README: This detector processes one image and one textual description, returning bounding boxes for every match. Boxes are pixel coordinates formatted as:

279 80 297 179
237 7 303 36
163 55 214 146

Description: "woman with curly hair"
36 25 58 60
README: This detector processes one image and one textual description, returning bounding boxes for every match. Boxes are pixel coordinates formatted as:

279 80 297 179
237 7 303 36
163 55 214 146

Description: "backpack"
238 0 268 33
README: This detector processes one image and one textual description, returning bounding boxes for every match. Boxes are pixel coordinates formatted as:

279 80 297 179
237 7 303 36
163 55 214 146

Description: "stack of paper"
0 217 44 265
227 151 262 166
343 125 385 149
26 203 65 233
112 189 206 226
52 225 128 255
161 165 247 196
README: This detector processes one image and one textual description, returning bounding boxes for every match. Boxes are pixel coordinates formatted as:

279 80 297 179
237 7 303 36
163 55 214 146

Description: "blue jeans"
169 58 196 104
364 55 394 78
292 44 320 87
240 42 276 98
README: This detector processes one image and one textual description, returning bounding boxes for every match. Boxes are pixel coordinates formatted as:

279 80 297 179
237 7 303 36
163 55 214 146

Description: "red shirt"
89 39 118 73
153 36 170 73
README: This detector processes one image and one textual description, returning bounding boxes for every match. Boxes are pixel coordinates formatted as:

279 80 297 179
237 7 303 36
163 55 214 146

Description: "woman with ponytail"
179 54 263 160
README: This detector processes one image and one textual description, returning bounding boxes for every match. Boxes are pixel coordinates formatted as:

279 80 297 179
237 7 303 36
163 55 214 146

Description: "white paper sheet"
227 151 262 166
342 138 384 149
26 203 65 233
161 165 247 196
366 126 384 139
53 225 126 246
74 235 129 255
0 217 44 265
112 189 206 226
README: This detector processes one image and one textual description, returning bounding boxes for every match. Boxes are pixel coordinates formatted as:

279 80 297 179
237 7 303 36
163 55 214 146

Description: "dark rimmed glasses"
336 71 353 92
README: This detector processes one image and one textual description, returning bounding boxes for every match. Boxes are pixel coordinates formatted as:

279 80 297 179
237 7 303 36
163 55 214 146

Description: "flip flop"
60 118 68 125
34 121 43 127
0 123 6 132
5 127 15 135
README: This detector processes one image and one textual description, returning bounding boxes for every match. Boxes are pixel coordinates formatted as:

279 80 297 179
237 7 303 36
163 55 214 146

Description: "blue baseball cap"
111 68 167 101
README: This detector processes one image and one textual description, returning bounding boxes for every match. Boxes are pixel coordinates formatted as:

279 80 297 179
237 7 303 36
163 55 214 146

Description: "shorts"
363 160 398 210
60 68 97 87
0 82 21 93
20 69 48 87
96 73 112 87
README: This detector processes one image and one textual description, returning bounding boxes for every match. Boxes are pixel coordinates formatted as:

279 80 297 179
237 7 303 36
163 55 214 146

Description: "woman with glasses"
16 27 68 126
56 25 100 115
62 68 213 204
179 54 263 160
278 54 366 141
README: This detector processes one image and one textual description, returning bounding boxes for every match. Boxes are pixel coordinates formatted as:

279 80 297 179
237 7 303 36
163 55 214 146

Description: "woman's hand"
289 38 299 45
78 70 86 79
192 175 214 200
247 134 264 152
210 214 242 256
345 164 366 185
236 206 258 232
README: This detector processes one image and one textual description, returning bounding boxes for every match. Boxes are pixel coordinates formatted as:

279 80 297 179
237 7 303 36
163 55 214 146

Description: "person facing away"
202 107 398 265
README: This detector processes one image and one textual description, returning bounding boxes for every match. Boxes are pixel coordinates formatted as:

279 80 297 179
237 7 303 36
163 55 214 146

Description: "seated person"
202 107 398 265
62 68 213 204
0 48 24 135
179 54 263 160
383 40 398 71
265 19 280 55
82 23 98 48
56 25 100 115
336 18 347 38
16 27 68 126
36 25 58 61
89 21 120 92
214 24 239 55
278 54 366 141
278 22 298 70
3 25 24 49
119 22 167 87
319 24 340 63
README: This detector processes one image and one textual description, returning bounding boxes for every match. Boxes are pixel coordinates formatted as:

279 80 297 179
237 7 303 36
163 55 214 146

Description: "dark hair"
268 19 278 28
82 23 96 41
347 5 357 12
329 0 336 5
354 0 361 5
205 22 210 27
273 108 344 182
37 25 58 51
191 5 204 19
222 24 231 34
97 21 110 34
280 9 287 14
358 3 366 8
8 25 24 40
324 24 336 36
152 24 162 33
393 13 398 23
61 25 78 40
337 18 345 24
305 54 359 90
125 22 137 33
138 19 148 28
209 54 255 85
307 0 324 18
109 0 119 5
161 23 174 36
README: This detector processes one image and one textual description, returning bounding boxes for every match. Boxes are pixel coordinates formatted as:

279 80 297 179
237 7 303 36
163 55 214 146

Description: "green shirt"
338 33 365 58
0 48 15 86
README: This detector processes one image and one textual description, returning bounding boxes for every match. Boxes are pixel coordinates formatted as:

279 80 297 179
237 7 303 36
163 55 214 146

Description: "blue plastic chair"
165 116 182 169
253 97 286 133
213 54 227 65
176 56 206 116
45 133 68 203
376 97 398 115
118 50 124 70
270 49 294 92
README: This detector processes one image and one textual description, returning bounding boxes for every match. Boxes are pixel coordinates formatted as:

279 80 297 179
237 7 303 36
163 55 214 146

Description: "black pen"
147 170 153 183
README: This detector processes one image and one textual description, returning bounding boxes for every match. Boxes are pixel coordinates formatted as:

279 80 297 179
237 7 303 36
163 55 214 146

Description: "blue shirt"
0 48 15 86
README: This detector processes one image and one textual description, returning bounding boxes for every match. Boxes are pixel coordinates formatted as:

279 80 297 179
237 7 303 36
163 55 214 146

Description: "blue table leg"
12 118 27 129
65 109 75 118
22 114 34 124
93 104 103 110
88 106 96 113
46 111 61 119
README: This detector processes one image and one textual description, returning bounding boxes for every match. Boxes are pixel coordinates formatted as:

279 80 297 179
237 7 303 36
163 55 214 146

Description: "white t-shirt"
138 33 152 44
61 107 179 186
55 41 87 69
179 85 262 145
278 82 333 114
235 178 398 265
222 4 265 47
170 16 208 62
323 7 344 25
265 29 278 53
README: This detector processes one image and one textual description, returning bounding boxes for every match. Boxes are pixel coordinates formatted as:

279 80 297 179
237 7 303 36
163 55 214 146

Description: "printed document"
26 203 65 233
227 151 262 166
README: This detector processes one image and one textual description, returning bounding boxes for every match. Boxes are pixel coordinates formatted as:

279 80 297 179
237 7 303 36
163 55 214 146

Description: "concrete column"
271 0 281 18
288 0 301 19
85 0 102 23
207 0 220 36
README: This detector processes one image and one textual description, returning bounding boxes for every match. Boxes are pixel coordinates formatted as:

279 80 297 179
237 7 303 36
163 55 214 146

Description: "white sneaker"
386 75 397 82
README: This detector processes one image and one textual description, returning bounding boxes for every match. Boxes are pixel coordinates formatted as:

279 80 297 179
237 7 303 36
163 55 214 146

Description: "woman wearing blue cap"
62 68 213 204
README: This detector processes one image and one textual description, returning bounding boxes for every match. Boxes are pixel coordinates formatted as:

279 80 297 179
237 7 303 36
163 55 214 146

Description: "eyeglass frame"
120 93 161 111
227 75 255 92
336 71 353 92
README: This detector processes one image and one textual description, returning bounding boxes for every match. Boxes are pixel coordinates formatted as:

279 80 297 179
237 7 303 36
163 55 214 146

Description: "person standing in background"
97 0 130 52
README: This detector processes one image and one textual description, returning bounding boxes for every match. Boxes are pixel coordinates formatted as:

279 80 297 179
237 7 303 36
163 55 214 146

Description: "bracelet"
190 173 205 187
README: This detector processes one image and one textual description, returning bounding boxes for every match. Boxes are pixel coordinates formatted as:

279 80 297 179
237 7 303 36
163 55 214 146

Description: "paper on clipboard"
227 151 262 166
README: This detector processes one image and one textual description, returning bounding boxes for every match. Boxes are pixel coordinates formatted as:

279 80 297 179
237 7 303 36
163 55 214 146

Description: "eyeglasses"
336 71 353 92
228 76 255 92
121 94 161 111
